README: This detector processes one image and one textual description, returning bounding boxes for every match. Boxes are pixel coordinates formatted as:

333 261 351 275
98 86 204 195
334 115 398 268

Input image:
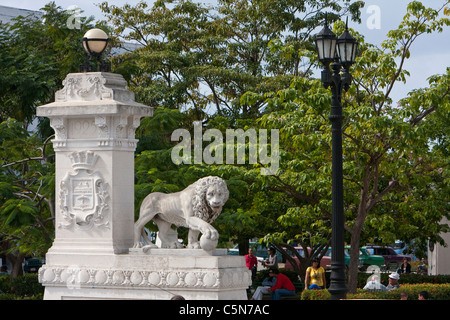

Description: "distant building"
0 5 43 24
0 4 141 55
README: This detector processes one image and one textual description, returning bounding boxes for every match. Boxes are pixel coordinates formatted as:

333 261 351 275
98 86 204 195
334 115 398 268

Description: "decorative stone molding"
55 72 134 102
59 151 110 230
38 265 252 290
116 115 129 139
94 115 109 139
50 117 67 140
37 72 153 152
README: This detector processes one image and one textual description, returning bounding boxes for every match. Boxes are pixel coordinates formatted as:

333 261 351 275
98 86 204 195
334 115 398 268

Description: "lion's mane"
191 176 229 223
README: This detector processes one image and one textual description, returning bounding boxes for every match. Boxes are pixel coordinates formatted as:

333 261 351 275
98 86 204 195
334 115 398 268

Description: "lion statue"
134 176 229 250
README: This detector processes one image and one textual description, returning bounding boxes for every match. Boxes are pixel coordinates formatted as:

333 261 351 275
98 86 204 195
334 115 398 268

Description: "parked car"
23 257 44 273
227 242 282 262
285 246 385 271
391 240 417 261
325 247 363 269
357 247 385 270
324 247 384 271
286 247 360 271
285 247 331 271
392 240 407 255
365 246 411 270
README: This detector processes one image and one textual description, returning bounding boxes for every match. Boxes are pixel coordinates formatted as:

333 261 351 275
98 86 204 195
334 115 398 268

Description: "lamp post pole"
327 59 348 300
315 17 358 300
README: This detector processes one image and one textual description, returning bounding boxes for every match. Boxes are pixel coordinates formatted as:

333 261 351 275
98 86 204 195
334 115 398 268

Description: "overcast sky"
1 0 449 103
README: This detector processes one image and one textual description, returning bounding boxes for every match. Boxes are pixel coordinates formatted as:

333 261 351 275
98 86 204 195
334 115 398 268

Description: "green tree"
100 0 363 119
99 0 365 254
213 0 363 117
101 4 449 290
0 2 106 130
100 0 214 119
254 1 449 293
0 120 55 277
343 1 450 292
0 2 105 277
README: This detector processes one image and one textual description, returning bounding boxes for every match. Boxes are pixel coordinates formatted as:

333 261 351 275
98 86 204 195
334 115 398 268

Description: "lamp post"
79 28 111 72
314 17 358 300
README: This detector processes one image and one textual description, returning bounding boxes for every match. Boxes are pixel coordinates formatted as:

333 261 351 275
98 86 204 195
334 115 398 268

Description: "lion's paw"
203 229 219 241
133 242 144 248
188 242 201 249
161 242 181 249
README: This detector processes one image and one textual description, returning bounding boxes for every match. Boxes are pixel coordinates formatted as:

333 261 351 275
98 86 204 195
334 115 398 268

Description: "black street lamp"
79 28 111 72
314 17 358 300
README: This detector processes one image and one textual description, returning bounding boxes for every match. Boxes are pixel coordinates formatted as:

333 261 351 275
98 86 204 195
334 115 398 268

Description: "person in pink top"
245 248 258 280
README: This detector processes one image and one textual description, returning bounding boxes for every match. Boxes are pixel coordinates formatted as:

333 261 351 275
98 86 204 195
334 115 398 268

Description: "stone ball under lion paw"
200 234 218 251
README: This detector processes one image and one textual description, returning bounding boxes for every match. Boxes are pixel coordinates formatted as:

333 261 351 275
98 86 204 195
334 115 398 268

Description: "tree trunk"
272 242 306 282
346 163 374 293
347 230 362 293
238 239 249 256
7 252 25 278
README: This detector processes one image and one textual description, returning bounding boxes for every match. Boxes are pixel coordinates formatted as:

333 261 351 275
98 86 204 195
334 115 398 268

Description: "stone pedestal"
37 72 251 299
39 249 250 300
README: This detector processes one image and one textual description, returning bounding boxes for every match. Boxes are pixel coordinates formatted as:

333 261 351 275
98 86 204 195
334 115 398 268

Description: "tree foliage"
100 0 363 118
104 0 449 293
0 2 105 129
254 2 449 292
128 1 449 291
0 120 55 277
0 2 105 277
0 1 448 295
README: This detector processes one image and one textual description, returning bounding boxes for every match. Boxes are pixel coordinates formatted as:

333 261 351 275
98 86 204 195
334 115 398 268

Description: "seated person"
387 272 400 291
304 258 326 290
363 275 387 292
251 275 277 300
268 268 296 300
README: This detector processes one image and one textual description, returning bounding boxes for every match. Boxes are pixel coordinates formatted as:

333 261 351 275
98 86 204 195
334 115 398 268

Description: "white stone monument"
428 218 450 275
37 71 251 300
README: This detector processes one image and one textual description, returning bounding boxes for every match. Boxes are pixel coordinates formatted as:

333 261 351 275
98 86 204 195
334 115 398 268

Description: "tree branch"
2 134 55 168
2 157 47 168
410 105 439 126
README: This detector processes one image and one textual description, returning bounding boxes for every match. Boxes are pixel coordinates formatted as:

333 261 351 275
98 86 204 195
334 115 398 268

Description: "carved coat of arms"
59 151 110 230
